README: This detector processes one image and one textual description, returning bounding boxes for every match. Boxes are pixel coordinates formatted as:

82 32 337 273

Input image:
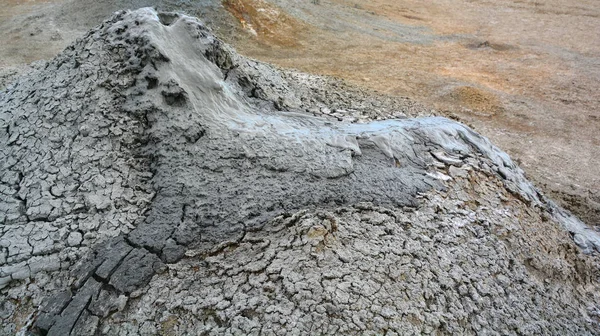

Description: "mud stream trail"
225 0 600 226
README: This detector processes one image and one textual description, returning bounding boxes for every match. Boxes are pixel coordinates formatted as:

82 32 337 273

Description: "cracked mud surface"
1 8 600 336
111 177 600 335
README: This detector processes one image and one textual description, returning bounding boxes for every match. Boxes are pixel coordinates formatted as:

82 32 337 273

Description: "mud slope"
1 9 600 335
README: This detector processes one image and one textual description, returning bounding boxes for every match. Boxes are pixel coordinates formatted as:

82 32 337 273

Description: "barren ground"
0 0 599 225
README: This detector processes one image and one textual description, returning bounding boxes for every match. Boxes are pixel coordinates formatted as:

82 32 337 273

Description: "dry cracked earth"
0 3 600 336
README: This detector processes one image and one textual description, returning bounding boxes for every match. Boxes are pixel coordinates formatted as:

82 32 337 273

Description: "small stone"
79 125 90 137
67 231 83 246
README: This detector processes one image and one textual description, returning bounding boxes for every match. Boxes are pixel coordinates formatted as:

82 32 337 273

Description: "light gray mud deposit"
1 8 600 335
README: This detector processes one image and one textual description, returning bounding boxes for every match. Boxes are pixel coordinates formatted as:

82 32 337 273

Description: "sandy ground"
0 0 598 225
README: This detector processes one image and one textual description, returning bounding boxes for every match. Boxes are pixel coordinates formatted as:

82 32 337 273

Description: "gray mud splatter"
1 8 599 335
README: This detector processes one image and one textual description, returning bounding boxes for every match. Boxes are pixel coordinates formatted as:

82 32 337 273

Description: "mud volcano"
1 8 600 335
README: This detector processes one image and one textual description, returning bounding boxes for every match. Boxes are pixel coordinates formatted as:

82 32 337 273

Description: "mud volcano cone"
1 8 600 335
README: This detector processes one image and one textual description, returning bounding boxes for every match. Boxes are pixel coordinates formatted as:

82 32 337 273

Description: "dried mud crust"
106 171 600 335
0 8 599 336
0 10 161 335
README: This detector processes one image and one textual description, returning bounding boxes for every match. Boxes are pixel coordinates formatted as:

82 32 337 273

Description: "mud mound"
1 8 600 335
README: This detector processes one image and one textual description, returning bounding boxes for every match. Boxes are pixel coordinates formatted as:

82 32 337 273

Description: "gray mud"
1 8 600 335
